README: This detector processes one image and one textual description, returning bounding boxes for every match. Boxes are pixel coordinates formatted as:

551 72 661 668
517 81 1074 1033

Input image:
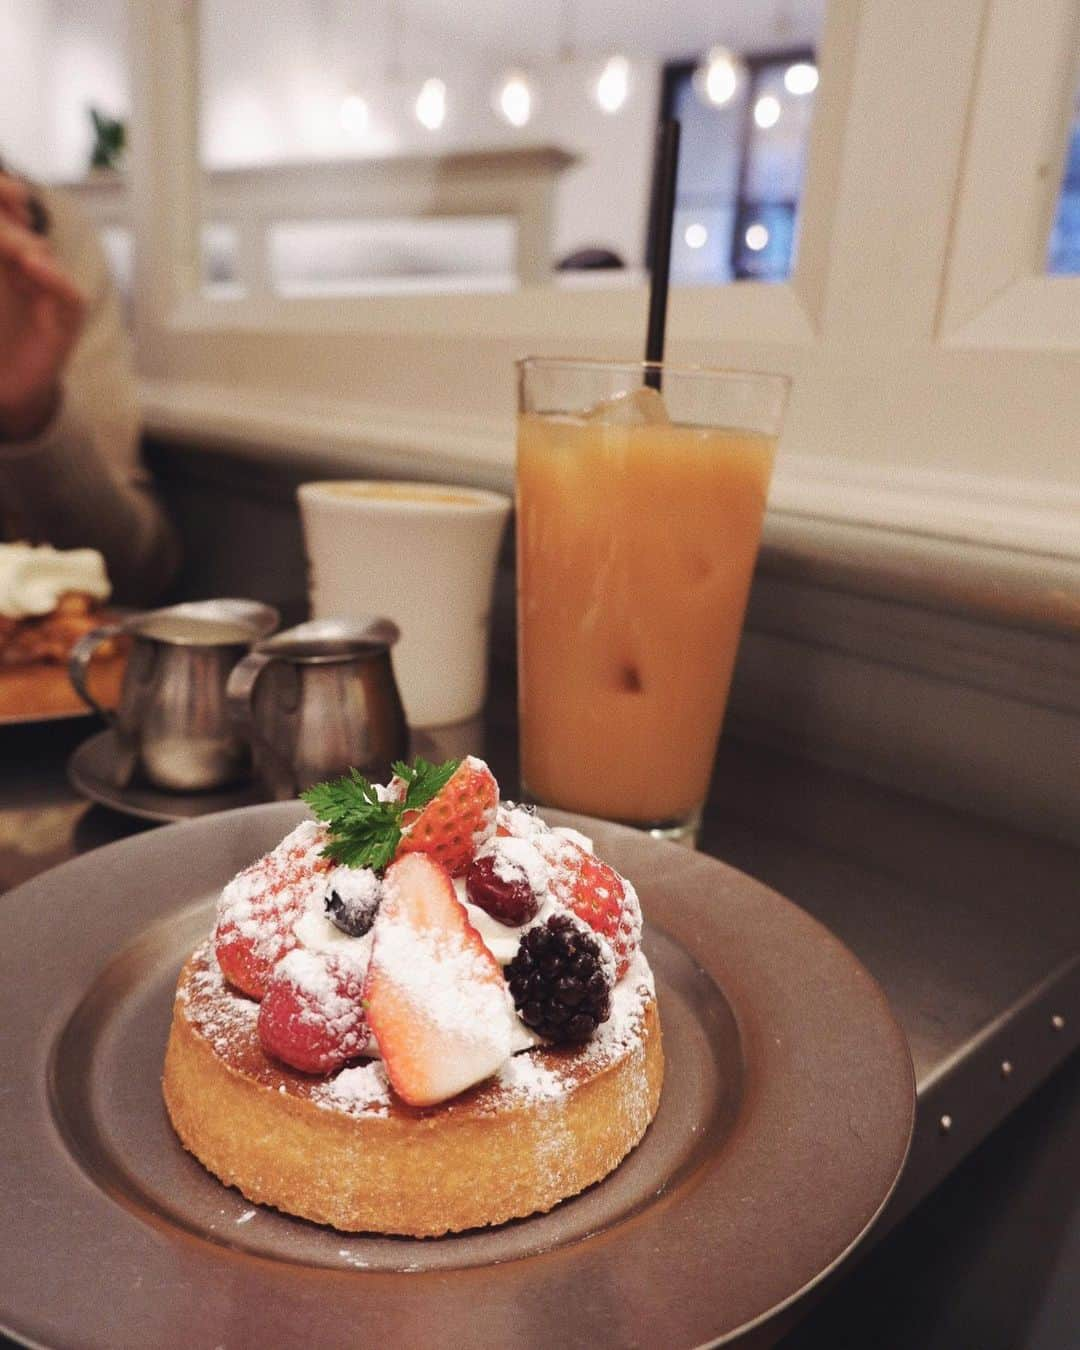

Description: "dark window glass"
1048 84 1080 275
660 50 817 286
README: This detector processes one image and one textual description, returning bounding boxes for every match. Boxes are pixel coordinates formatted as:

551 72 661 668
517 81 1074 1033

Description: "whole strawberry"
258 947 369 1073
542 837 641 978
214 820 331 998
395 756 498 876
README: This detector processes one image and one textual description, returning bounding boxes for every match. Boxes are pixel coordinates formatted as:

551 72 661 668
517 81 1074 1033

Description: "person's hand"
0 173 86 443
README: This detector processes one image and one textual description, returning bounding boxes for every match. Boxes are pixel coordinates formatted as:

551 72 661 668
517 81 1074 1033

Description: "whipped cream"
0 542 110 619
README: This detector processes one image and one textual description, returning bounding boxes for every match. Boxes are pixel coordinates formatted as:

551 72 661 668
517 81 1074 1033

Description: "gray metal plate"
0 805 914 1348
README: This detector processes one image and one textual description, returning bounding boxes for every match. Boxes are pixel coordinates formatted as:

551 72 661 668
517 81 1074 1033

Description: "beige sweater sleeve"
0 186 178 604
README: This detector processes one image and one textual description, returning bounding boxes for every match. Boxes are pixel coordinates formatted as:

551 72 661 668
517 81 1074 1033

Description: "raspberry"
505 913 613 1044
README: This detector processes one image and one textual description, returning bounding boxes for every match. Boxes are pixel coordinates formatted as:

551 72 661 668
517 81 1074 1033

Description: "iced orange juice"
516 360 785 836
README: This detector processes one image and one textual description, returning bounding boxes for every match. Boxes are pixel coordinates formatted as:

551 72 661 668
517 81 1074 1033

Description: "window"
661 49 818 285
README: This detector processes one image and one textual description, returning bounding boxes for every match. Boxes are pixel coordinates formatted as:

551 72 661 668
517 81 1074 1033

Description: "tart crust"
163 944 664 1237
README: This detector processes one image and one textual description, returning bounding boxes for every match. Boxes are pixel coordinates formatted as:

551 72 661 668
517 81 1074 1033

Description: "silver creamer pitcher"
225 617 409 799
69 599 279 791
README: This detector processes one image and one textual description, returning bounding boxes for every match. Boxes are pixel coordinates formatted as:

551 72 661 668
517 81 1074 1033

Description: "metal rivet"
1000 1060 1013 1079
939 1114 953 1135
1051 1014 1065 1031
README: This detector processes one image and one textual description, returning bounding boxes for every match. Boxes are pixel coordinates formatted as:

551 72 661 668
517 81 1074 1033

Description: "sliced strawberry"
395 755 498 877
258 947 369 1073
541 838 641 978
214 820 331 999
364 852 515 1106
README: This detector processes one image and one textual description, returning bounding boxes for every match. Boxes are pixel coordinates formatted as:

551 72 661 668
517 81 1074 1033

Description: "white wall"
198 0 663 268
2 0 130 181
1 0 51 177
48 0 130 178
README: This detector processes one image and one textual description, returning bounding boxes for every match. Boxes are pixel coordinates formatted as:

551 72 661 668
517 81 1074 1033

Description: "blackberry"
325 885 380 938
505 913 613 1043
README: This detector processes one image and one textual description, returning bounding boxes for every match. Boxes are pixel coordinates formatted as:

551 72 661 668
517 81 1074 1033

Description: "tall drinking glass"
516 358 788 844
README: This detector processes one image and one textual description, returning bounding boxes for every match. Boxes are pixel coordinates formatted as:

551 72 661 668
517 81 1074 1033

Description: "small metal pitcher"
69 599 280 791
226 617 409 800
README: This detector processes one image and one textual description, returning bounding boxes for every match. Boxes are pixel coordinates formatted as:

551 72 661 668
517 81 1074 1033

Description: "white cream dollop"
0 542 110 619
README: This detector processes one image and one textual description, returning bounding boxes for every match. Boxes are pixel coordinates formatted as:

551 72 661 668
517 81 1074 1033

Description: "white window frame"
940 0 1080 348
127 1 855 360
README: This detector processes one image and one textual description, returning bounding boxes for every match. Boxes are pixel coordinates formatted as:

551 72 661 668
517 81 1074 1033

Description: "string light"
494 72 533 128
415 77 447 131
694 47 742 108
684 223 708 249
595 55 630 113
784 62 818 95
745 223 770 251
339 94 370 135
753 94 781 128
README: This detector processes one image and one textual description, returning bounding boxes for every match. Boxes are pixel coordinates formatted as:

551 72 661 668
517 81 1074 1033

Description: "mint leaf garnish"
301 757 459 871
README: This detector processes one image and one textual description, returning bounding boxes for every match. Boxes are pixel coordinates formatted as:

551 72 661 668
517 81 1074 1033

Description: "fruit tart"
162 755 664 1236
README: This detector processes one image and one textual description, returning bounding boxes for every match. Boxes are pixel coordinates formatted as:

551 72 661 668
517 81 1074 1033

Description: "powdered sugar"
550 825 594 854
575 948 654 1069
179 942 259 1055
293 909 375 957
314 1060 393 1117
325 863 381 910
483 835 550 897
215 819 330 966
463 756 499 849
619 877 643 956
495 802 549 842
495 1053 566 1101
371 904 513 1046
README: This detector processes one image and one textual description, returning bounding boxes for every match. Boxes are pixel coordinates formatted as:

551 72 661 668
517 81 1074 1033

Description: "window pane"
194 2 825 296
669 52 818 286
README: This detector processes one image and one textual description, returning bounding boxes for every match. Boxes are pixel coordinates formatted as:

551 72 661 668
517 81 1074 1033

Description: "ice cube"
582 386 671 425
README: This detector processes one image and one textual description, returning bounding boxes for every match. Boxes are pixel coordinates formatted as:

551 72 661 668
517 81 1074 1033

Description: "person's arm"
0 176 178 604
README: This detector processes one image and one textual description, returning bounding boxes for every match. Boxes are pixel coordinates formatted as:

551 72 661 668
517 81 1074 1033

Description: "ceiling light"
753 94 781 129
684 223 708 249
745 223 770 251
339 94 369 135
595 55 630 114
784 62 818 95
415 78 447 131
495 72 533 128
694 47 742 109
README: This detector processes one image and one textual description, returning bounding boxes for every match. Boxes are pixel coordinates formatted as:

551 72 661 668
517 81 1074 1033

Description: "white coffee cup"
298 480 511 727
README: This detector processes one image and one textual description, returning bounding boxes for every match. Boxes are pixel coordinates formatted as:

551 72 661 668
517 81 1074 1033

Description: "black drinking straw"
644 118 681 392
